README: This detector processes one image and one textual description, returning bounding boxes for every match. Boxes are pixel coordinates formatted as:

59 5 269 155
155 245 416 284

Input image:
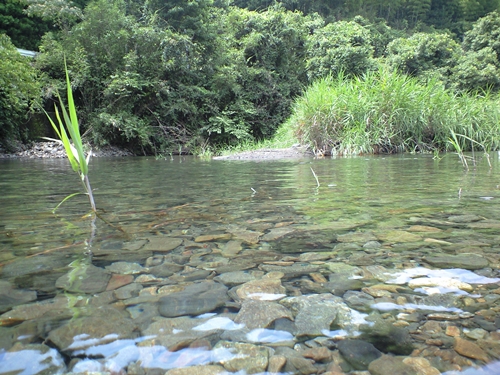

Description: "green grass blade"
52 192 85 213
55 105 80 172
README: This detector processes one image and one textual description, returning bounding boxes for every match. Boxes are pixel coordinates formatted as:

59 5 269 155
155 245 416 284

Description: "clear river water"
0 153 499 375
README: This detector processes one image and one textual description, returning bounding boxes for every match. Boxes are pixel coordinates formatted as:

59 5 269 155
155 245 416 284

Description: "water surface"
0 154 499 374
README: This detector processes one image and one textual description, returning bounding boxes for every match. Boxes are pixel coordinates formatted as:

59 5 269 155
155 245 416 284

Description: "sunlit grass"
281 67 500 155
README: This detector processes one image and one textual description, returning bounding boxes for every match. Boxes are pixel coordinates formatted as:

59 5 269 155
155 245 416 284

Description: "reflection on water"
0 154 499 374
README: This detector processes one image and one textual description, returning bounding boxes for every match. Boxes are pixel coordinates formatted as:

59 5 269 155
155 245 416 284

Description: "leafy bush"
450 11 500 92
0 34 41 147
386 32 460 79
305 20 378 81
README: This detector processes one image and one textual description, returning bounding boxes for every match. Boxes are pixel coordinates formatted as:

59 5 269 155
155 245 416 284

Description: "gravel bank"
0 141 134 159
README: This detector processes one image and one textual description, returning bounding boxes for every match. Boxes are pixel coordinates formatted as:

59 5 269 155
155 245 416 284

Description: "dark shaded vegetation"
1 0 500 154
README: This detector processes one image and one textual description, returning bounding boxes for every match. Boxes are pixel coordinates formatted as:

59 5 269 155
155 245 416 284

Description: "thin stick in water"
310 167 320 188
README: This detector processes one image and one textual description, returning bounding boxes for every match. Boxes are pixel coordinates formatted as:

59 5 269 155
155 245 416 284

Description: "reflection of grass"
43 58 96 212
448 128 491 170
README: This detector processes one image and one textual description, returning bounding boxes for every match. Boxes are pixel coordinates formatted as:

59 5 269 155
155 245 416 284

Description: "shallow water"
0 153 499 374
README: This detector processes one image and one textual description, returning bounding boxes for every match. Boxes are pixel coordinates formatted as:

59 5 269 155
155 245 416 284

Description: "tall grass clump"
43 59 96 212
284 67 500 155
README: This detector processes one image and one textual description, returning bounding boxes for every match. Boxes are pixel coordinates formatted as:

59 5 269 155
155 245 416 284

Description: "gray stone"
337 339 382 370
259 263 319 278
343 291 375 312
448 215 483 223
368 355 418 375
424 254 489 270
148 262 183 277
234 300 293 329
142 237 183 252
158 281 228 317
55 263 111 294
105 261 145 274
114 282 143 300
0 280 37 313
213 340 269 373
214 271 257 287
280 294 351 337
47 307 137 354
360 316 413 355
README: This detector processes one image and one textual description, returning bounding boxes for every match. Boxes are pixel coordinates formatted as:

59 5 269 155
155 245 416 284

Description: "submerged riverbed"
0 154 499 375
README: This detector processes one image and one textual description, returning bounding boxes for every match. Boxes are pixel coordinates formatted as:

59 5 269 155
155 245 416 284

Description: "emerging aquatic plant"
43 59 96 212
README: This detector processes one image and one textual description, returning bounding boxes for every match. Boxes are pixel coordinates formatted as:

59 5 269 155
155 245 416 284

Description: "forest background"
2 0 500 156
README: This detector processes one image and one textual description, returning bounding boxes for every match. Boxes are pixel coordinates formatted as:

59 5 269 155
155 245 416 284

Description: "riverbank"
0 141 134 159
0 141 312 160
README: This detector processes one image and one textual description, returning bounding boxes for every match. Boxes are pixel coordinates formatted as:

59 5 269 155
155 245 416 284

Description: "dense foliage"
0 34 41 148
1 0 500 154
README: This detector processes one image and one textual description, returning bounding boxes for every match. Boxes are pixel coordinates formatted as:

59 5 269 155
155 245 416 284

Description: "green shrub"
0 34 41 147
284 68 500 155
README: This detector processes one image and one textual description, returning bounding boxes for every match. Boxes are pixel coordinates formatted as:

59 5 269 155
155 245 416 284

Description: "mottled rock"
343 291 375 312
106 274 134 291
143 236 183 251
55 263 111 294
454 337 489 362
377 230 422 243
164 365 226 375
259 263 319 278
0 295 74 324
360 316 413 355
236 277 286 301
302 346 332 362
408 225 442 233
220 240 243 256
337 339 382 370
448 215 483 223
227 229 261 244
424 254 489 270
0 280 37 313
337 231 377 243
47 307 137 354
280 294 356 337
403 357 441 375
268 355 287 373
214 271 257 287
368 355 418 375
149 262 184 277
1 255 68 279
214 340 269 373
113 282 143 299
105 261 145 274
158 281 228 317
262 227 295 241
234 300 293 329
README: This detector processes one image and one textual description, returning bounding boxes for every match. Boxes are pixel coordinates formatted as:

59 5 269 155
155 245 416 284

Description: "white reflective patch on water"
372 302 463 313
442 360 500 374
246 293 287 301
193 317 245 331
195 312 217 319
246 328 294 343
387 267 500 285
0 348 65 375
321 329 360 339
349 308 373 326
414 286 480 297
68 333 119 350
